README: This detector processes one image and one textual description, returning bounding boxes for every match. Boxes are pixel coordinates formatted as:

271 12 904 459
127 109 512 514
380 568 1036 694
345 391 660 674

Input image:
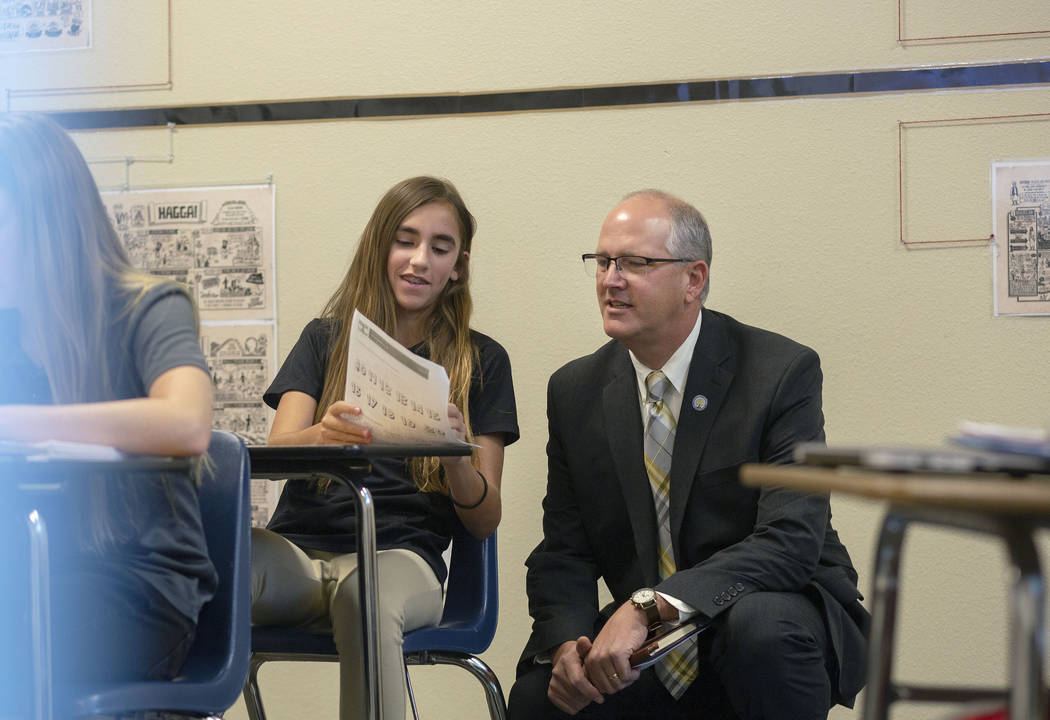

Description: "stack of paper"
343 310 469 446
952 421 1050 460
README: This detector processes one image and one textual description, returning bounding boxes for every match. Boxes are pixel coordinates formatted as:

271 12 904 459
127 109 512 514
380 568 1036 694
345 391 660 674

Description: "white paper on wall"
0 0 90 52
991 161 1050 316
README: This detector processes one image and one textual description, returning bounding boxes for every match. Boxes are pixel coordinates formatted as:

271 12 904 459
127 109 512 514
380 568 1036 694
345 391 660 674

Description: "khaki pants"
251 527 444 720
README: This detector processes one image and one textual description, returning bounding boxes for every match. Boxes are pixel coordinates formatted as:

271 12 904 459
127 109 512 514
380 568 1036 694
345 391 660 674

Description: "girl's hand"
441 402 470 470
446 402 467 442
319 400 373 446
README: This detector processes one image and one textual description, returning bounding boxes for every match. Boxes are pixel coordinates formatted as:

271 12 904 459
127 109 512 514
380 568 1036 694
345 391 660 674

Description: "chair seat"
403 620 492 655
252 616 492 657
251 626 337 656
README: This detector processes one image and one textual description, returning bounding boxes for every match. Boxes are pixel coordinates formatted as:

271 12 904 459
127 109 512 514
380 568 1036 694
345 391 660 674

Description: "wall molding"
45 60 1050 131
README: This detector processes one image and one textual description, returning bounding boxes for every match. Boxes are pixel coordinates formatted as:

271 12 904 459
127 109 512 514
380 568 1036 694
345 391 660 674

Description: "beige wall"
9 2 1050 718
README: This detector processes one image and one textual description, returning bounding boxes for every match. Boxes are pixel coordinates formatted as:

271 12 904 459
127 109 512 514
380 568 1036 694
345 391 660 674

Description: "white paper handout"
344 310 465 446
0 439 123 462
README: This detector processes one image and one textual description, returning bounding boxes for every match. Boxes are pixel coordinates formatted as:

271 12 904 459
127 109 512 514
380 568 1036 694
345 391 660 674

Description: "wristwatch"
630 587 662 634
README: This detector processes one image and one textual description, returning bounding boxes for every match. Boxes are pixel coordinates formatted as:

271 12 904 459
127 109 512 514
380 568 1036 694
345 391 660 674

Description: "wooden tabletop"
740 463 1050 514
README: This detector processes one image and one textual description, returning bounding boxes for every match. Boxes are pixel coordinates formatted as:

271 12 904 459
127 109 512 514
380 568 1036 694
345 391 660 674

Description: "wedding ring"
608 672 620 682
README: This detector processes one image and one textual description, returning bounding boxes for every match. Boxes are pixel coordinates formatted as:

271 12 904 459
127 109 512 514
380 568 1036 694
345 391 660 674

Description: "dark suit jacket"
519 308 869 705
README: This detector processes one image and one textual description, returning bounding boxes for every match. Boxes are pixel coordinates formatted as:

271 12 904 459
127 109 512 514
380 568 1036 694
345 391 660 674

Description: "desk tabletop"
740 463 1050 514
248 443 472 461
248 443 473 479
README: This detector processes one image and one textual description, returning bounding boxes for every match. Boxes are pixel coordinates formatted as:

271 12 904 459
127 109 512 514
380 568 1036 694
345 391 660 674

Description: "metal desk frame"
864 506 1046 720
244 443 471 720
740 463 1050 720
1 455 191 720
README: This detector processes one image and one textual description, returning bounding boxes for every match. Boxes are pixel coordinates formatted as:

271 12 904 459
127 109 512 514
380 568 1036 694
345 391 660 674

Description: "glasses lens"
583 256 604 277
618 257 648 277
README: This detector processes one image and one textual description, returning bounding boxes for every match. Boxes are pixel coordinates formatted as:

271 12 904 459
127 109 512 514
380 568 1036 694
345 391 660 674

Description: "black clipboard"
629 619 707 669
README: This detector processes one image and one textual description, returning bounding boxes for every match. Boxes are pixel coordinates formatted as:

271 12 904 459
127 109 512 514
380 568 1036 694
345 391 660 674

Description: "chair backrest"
178 429 252 684
73 429 252 716
402 530 498 654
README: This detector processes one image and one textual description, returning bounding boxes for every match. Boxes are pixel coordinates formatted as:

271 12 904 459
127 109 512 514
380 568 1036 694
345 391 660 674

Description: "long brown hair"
0 113 175 400
0 112 202 547
316 176 478 492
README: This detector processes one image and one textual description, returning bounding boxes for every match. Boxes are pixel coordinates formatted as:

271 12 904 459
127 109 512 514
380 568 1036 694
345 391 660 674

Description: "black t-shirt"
263 318 519 583
0 285 218 623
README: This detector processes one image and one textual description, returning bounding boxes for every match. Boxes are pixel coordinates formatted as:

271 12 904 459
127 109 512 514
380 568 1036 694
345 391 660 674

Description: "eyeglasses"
581 253 695 279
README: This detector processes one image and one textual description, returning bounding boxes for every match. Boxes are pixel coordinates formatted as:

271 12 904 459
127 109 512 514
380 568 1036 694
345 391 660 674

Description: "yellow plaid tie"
643 371 699 699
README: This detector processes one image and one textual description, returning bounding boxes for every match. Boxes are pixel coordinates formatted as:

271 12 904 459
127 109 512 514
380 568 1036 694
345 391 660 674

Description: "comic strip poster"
201 324 278 525
0 0 90 52
103 185 279 524
992 161 1050 316
102 185 274 323
200 324 274 447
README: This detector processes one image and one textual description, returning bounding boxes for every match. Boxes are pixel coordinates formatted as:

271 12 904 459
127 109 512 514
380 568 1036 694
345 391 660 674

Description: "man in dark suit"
508 191 868 720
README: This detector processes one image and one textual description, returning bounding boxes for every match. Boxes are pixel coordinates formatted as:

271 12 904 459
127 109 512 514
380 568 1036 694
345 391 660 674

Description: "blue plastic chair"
67 430 252 719
243 531 506 720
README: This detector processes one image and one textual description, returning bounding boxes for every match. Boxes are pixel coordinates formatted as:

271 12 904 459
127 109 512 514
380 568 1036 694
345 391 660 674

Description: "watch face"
633 588 655 604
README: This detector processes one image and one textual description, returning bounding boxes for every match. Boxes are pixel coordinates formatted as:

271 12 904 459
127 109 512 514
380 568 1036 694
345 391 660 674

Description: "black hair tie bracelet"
450 470 488 510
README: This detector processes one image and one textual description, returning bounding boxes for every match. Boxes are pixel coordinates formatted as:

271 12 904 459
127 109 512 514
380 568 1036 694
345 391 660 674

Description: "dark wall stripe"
42 60 1050 131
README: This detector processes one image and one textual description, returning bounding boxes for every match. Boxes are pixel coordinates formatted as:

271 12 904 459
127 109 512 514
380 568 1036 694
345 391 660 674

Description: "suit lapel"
669 308 735 552
602 347 660 586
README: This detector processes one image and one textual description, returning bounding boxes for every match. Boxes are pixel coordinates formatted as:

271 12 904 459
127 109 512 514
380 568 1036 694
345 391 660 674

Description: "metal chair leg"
452 655 507 720
1003 526 1046 720
862 511 908 720
241 655 269 720
404 651 506 720
405 659 422 720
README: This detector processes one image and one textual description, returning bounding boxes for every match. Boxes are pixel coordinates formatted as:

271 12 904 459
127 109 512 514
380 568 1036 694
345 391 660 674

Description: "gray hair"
623 189 712 303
